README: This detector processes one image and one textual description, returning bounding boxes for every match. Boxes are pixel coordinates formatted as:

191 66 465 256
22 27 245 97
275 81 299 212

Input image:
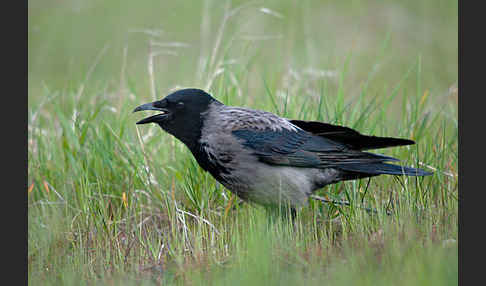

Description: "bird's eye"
176 102 184 109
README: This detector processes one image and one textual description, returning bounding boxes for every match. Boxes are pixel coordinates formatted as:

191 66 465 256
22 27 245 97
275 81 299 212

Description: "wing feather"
232 128 399 169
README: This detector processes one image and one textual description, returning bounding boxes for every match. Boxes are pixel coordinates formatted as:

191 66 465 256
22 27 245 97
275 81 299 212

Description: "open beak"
133 101 170 124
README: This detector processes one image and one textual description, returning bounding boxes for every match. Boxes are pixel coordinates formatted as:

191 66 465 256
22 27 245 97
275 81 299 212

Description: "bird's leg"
280 204 297 222
290 207 297 221
264 204 297 224
360 178 372 204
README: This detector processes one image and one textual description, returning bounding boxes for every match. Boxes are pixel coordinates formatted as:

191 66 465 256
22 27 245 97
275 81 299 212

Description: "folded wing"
232 124 431 176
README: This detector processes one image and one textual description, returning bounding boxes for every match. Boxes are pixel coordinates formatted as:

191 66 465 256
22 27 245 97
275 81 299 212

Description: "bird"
133 88 432 213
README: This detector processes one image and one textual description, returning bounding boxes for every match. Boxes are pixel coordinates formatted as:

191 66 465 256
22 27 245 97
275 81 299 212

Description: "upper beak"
133 100 169 124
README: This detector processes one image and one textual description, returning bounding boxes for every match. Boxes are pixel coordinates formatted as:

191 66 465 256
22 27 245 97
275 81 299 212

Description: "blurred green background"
28 0 457 104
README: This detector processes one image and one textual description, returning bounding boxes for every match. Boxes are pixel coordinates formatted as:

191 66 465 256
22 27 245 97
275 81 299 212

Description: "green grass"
28 0 457 285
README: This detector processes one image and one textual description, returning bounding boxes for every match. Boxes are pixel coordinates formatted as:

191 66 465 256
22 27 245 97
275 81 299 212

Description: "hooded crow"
134 88 432 209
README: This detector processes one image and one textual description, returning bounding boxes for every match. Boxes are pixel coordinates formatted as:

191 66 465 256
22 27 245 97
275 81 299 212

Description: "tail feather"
338 162 433 176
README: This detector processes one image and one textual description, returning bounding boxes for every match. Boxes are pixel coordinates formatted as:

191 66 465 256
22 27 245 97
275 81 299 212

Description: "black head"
133 88 221 147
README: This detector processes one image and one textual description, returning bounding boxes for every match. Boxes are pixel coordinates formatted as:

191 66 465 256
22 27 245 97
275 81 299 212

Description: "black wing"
232 128 399 169
289 120 414 150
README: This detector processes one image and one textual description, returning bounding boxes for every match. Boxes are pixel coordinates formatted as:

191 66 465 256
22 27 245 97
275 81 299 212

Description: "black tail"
338 162 433 176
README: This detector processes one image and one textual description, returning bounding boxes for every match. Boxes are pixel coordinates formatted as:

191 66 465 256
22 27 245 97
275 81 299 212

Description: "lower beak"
133 102 169 124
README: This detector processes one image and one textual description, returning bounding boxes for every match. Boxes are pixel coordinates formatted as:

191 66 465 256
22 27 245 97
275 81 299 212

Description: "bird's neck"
187 141 230 182
159 123 202 150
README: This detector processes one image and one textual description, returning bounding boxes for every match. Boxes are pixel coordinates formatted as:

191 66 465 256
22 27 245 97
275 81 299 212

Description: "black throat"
158 119 203 150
